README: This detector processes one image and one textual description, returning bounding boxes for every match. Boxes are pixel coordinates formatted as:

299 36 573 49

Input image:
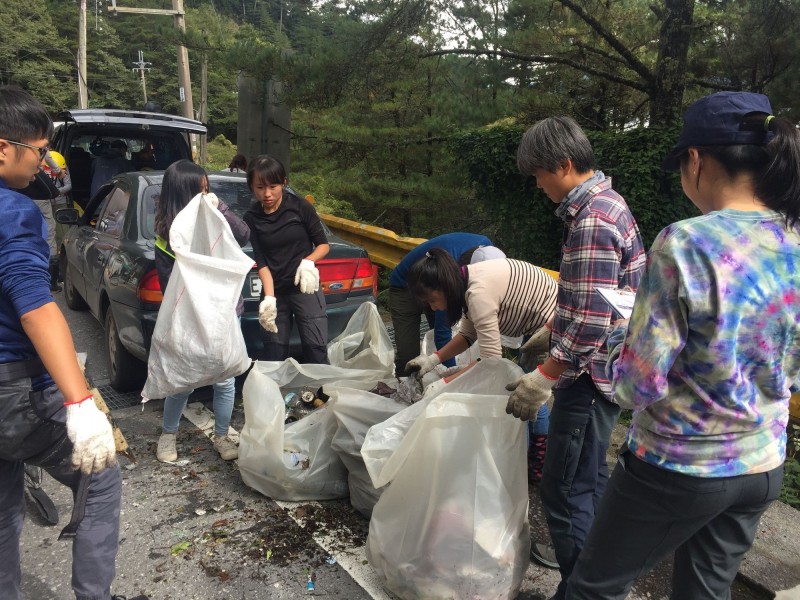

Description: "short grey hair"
517 116 596 175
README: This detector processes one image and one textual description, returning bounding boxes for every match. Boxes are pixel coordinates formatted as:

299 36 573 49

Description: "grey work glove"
505 366 557 421
404 352 441 380
259 296 278 333
294 259 320 294
65 396 117 475
519 324 552 372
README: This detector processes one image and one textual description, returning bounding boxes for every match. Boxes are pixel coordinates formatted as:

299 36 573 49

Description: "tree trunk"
649 0 694 125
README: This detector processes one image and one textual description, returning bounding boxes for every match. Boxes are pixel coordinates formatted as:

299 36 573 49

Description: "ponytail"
755 116 800 229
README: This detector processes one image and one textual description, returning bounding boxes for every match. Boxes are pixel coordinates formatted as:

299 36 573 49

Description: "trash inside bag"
363 358 529 600
238 359 390 501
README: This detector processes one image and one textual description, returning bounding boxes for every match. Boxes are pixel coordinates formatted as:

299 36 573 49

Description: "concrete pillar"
237 75 291 170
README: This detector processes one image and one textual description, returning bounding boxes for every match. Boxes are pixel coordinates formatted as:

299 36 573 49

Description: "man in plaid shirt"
508 116 645 600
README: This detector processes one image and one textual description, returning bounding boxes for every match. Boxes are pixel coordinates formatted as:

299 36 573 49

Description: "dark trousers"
566 451 783 599
259 289 329 364
540 374 621 600
389 286 435 376
0 379 121 600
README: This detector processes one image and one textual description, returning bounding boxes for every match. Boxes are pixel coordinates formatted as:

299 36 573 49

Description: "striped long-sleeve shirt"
458 259 558 358
551 172 646 400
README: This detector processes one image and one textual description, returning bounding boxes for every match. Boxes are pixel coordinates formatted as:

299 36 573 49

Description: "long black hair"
154 159 207 238
407 247 466 326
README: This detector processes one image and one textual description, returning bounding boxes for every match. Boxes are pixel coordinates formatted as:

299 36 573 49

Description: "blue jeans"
528 404 550 437
162 377 236 438
540 374 621 600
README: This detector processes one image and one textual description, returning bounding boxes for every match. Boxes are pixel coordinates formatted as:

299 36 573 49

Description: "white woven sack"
142 193 253 399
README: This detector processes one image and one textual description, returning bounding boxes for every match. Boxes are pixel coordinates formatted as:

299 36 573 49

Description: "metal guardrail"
318 205 799 421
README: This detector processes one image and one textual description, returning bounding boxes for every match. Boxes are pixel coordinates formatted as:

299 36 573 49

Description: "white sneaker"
213 435 238 461
156 432 177 462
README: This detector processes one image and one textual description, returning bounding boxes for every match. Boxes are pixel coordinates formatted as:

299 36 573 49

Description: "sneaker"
213 435 238 461
530 542 559 569
156 432 177 462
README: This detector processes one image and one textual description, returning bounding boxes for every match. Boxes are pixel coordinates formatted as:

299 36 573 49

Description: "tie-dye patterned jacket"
610 209 800 477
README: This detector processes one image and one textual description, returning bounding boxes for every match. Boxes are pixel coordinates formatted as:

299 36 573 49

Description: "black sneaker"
530 542 560 569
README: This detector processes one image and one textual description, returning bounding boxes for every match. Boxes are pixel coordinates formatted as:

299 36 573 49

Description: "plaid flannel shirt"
550 171 645 401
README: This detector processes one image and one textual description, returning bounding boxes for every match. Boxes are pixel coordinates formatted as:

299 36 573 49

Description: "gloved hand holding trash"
294 259 319 294
259 296 278 333
505 365 557 420
65 395 117 474
405 351 441 380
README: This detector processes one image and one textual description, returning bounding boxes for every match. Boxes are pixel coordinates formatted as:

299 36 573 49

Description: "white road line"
276 500 394 600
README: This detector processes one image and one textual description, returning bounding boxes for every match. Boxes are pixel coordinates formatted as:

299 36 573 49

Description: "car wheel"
62 257 87 311
105 309 146 392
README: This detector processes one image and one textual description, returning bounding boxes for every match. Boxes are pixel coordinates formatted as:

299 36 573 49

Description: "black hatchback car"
57 172 378 391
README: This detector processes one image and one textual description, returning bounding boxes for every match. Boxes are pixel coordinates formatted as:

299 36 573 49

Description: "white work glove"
294 259 319 294
519 324 552 372
505 365 557 421
202 192 220 209
65 396 117 475
259 296 278 333
405 352 441 380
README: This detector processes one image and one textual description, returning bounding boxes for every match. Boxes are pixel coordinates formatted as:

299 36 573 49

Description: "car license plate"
247 273 262 298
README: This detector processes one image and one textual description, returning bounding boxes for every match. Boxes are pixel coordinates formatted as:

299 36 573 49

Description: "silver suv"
52 109 206 208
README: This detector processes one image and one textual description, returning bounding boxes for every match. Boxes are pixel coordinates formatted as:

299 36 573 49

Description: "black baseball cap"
662 91 773 171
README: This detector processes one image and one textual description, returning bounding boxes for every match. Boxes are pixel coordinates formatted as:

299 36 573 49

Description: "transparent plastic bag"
238 359 391 501
362 358 529 600
327 302 394 375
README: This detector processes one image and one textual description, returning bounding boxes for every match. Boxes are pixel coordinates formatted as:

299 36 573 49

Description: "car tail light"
317 257 376 298
138 268 163 304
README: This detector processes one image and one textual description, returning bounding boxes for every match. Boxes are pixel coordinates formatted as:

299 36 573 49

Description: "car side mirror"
55 207 79 225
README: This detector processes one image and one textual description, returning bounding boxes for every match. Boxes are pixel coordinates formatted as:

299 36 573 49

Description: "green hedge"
449 125 698 270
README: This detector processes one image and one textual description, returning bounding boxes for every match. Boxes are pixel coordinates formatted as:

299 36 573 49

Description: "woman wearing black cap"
565 92 800 599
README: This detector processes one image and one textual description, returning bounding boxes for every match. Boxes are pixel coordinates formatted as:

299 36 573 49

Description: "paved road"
16 294 769 599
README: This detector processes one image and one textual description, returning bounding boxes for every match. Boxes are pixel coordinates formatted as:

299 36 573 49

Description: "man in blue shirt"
0 86 121 599
389 232 496 376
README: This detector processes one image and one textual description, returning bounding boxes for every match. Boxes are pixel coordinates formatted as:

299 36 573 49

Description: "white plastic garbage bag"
329 385 408 518
142 193 253 400
238 359 391 501
362 358 529 600
327 302 394 375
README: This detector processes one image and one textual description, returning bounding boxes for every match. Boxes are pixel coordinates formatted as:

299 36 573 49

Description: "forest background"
1 0 799 506
3 0 800 265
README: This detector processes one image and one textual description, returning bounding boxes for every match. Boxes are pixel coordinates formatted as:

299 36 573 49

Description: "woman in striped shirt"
404 247 558 396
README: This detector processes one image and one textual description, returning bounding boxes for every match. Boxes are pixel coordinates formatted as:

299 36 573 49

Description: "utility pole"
78 0 88 108
172 0 194 122
199 36 208 165
131 51 151 104
108 0 194 121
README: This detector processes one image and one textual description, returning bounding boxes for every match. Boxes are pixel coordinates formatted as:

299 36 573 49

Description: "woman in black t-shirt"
243 155 331 363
